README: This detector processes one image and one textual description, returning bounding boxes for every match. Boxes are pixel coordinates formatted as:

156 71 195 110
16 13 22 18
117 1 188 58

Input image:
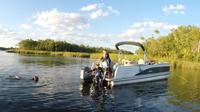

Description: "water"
0 51 200 112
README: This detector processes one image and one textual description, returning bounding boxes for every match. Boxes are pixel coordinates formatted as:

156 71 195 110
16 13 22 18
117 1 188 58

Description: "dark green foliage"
18 39 97 53
18 39 37 50
17 39 125 53
0 47 9 50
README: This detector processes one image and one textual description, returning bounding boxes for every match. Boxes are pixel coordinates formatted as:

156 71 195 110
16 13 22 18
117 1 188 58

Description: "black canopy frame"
115 41 145 51
115 41 148 63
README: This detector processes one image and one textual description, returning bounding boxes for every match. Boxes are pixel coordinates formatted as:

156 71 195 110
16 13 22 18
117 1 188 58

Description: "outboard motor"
80 66 93 82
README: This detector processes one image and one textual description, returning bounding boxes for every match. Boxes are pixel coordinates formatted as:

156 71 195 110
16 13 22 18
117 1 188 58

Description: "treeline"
15 25 200 63
0 47 10 50
141 25 200 61
17 39 126 53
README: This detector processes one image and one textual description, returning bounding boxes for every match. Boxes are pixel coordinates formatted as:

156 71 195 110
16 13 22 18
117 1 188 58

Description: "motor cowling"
80 66 93 82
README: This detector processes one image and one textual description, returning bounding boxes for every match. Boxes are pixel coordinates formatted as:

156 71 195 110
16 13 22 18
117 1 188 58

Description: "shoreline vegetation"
0 47 10 51
6 25 200 69
7 49 138 61
7 49 200 70
7 49 91 58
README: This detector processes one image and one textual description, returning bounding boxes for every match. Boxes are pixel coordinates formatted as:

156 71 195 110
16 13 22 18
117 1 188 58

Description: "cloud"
0 4 120 47
80 3 120 19
0 27 18 38
0 26 37 40
108 6 120 15
80 3 99 11
89 9 108 19
65 33 119 48
34 9 90 33
0 38 18 47
20 24 32 30
163 4 185 14
121 21 178 37
0 27 25 47
89 6 119 19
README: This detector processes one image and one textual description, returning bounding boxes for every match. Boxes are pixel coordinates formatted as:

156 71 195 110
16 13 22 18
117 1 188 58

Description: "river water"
0 50 200 112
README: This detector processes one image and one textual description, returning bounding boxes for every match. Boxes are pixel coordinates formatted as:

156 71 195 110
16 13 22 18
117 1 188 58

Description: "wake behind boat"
80 41 170 87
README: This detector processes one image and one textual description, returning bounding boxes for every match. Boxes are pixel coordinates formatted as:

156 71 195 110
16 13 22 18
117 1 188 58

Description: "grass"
7 49 50 55
6 49 170 62
7 49 90 58
7 49 140 61
90 53 141 62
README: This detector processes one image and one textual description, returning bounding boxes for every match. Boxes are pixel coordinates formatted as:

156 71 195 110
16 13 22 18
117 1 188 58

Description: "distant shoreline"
7 49 200 70
7 49 91 58
6 49 138 62
0 47 10 51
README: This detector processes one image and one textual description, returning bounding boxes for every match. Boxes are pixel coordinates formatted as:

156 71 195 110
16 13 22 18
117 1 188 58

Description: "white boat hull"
113 72 169 86
107 63 170 86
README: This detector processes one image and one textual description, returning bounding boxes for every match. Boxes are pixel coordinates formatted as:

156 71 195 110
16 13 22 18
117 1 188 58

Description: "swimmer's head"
32 76 39 82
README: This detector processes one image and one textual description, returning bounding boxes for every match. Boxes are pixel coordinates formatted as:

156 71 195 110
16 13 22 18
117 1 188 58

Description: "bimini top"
115 41 145 51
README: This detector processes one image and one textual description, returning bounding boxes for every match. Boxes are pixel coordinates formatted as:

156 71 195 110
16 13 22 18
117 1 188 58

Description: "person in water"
92 63 104 79
7 75 39 82
32 76 39 82
9 75 21 80
92 63 104 90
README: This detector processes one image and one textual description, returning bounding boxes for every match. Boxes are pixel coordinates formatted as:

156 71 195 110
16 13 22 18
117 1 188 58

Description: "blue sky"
0 0 199 48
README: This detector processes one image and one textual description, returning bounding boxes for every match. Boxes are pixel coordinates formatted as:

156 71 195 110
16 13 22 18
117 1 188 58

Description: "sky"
0 0 200 48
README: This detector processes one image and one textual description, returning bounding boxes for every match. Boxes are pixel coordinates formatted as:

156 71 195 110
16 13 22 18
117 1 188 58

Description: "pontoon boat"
80 41 170 86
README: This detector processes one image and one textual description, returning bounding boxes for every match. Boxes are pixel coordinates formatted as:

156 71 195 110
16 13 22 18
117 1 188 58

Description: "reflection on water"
80 69 200 111
18 56 90 67
80 82 92 96
80 81 115 112
168 69 200 111
1 50 200 112
80 80 169 112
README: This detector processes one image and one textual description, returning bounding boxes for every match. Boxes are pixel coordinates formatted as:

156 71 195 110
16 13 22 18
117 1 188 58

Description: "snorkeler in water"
8 75 21 80
7 75 39 82
31 76 39 82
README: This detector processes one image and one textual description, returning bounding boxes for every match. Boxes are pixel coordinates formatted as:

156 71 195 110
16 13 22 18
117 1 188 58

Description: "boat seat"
138 59 145 64
122 59 138 66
